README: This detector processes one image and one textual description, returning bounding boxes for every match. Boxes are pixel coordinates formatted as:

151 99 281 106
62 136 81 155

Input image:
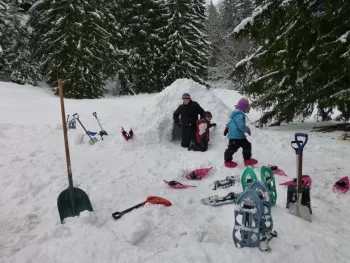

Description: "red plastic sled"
185 167 213 180
333 176 349 194
280 175 312 188
163 180 196 189
268 164 287 176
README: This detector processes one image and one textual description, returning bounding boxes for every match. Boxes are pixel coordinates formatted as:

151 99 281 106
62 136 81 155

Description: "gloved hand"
211 123 217 127
247 129 251 136
224 127 228 136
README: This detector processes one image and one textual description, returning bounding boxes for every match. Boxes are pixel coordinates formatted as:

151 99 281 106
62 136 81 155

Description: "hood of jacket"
230 109 245 119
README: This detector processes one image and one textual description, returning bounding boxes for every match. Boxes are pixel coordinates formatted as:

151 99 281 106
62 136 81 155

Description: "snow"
235 46 263 68
1 79 350 262
232 3 272 34
338 31 350 43
281 0 293 5
139 79 231 143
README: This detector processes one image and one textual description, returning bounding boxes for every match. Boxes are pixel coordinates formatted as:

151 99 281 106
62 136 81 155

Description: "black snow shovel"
92 112 108 140
288 133 312 222
73 113 99 145
57 79 93 224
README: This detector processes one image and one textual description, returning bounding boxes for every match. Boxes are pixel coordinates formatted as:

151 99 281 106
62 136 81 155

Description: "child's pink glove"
247 129 251 136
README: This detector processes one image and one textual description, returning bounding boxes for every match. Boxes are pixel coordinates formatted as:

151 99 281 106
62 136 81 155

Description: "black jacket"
173 100 205 127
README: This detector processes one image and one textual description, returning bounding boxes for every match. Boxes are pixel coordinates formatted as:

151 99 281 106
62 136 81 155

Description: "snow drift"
139 79 232 143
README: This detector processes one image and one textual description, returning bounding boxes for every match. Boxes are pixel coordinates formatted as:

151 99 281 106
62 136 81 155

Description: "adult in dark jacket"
173 93 205 147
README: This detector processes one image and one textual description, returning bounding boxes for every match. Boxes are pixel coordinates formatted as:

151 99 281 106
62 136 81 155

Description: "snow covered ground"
1 79 350 263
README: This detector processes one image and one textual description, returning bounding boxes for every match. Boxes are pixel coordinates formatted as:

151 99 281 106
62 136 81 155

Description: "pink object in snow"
163 180 196 189
280 175 312 188
185 167 213 180
244 158 258 166
224 161 238 168
268 164 287 176
333 176 349 194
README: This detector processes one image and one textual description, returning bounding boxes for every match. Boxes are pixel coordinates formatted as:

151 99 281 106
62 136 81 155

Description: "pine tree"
162 0 210 87
213 0 254 79
0 0 9 79
7 18 41 85
191 0 210 80
0 1 40 84
29 0 118 98
220 0 236 35
206 1 221 67
114 0 166 94
231 0 350 126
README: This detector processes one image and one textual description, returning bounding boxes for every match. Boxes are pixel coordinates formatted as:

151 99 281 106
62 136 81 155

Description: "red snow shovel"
112 196 172 220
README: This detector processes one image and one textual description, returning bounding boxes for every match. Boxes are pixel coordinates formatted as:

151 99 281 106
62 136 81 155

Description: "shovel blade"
88 137 99 145
57 187 93 223
288 202 312 222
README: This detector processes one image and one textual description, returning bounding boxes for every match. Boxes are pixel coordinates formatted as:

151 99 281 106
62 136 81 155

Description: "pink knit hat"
237 97 250 111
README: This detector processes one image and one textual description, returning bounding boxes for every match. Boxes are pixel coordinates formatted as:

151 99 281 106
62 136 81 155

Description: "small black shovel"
92 112 108 140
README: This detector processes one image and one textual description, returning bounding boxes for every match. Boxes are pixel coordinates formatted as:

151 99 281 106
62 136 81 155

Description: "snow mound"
139 79 233 143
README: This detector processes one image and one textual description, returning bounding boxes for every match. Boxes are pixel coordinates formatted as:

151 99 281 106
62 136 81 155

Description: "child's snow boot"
244 158 258 166
224 161 238 168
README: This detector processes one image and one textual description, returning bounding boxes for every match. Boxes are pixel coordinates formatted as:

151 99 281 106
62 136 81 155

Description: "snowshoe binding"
201 192 238 206
209 176 235 190
163 180 196 189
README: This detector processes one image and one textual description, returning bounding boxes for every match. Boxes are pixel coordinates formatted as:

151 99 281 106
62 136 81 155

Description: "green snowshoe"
260 166 277 206
241 167 258 190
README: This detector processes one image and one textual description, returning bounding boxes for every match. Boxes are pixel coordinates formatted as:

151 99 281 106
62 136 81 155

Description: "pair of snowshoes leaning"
241 166 277 206
233 181 277 252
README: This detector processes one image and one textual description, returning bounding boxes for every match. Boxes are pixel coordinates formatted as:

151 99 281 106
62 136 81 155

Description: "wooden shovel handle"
58 80 72 176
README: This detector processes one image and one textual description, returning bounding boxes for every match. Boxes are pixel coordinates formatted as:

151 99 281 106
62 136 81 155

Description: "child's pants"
190 133 208 152
224 138 251 161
